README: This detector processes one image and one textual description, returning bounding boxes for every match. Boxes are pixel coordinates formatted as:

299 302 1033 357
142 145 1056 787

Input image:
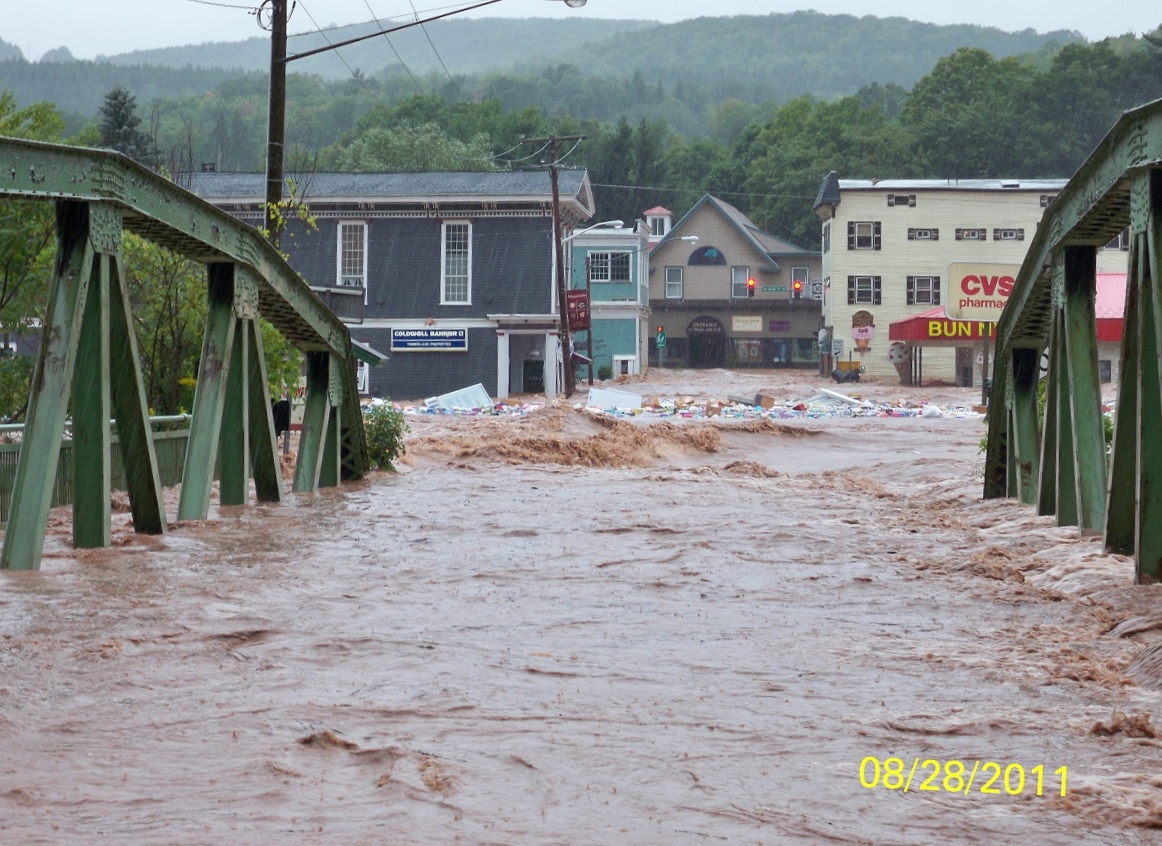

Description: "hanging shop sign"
566 289 591 331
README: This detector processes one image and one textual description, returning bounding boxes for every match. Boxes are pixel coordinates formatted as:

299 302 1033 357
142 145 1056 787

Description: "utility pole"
262 0 287 245
521 134 584 398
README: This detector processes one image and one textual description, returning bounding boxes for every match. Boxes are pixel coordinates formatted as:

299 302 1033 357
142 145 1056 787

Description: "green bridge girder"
0 137 369 571
984 96 1162 583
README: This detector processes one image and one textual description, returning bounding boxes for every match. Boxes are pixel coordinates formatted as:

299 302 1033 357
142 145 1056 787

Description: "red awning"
888 308 994 345
1096 273 1126 343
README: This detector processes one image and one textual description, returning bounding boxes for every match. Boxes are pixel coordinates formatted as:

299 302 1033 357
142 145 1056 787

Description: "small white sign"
832 339 844 357
732 316 763 333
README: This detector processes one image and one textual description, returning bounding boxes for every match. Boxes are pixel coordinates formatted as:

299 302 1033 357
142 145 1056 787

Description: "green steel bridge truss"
985 97 1162 582
0 138 369 570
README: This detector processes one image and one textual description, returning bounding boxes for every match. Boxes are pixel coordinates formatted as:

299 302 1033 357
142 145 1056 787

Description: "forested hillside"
0 12 1080 128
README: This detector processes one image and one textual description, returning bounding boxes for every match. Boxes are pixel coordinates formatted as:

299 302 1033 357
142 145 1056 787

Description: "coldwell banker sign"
945 262 1021 321
390 328 468 352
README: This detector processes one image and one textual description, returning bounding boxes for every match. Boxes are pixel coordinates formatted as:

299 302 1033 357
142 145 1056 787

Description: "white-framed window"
907 228 939 241
356 360 370 394
822 221 831 253
887 193 916 207
847 275 881 305
847 221 881 250
337 222 367 295
906 275 941 306
731 266 751 299
589 251 631 283
956 228 987 241
441 220 471 305
993 228 1025 241
664 266 683 299
649 216 667 236
1107 228 1131 250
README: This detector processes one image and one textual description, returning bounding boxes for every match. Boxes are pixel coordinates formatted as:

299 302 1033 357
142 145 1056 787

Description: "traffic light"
657 325 663 333
792 279 804 299
747 278 756 298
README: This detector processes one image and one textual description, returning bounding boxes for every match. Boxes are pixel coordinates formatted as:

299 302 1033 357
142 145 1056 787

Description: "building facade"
568 222 651 379
813 173 1068 383
647 195 822 369
188 170 594 401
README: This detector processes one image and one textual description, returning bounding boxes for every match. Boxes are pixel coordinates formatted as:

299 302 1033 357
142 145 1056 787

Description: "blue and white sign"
390 328 468 352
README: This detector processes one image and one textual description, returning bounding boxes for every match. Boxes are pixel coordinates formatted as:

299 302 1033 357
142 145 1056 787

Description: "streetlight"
562 220 624 244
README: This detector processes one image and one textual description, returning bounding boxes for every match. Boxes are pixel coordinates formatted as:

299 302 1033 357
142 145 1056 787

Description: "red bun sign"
945 262 1021 322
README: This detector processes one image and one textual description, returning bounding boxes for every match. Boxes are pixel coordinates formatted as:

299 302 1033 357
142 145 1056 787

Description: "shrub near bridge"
363 402 409 471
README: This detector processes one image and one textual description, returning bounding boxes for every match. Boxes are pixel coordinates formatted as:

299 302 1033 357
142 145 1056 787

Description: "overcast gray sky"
6 0 1160 61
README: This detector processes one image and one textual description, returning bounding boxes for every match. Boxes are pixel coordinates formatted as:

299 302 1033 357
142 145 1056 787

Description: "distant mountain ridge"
0 12 1084 120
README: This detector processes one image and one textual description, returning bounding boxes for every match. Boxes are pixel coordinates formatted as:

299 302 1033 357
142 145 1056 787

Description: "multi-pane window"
731 266 751 298
907 228 939 241
847 221 881 250
847 275 882 305
590 251 631 282
956 228 988 241
441 221 471 304
664 266 683 299
906 275 941 306
993 228 1025 241
822 222 831 253
650 217 666 236
337 222 367 288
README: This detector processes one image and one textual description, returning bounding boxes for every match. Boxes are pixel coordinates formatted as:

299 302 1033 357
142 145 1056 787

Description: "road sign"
832 339 844 357
762 285 788 293
655 331 667 350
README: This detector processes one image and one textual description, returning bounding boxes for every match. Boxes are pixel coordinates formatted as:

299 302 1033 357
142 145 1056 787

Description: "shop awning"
888 308 994 346
1096 273 1126 343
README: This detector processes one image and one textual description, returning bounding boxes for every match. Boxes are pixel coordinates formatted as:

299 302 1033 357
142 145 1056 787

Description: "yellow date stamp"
859 756 1068 797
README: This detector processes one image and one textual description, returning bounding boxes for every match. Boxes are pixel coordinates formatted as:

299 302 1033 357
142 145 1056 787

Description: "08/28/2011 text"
859 757 1067 797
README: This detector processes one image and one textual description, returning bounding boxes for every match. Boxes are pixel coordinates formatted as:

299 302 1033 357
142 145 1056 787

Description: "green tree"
98 85 153 164
0 91 66 420
322 121 500 172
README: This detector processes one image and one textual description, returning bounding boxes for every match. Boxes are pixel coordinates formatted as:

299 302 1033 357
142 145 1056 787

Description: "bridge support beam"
1009 347 1041 505
179 264 284 520
293 351 341 492
1106 170 1162 581
2 201 165 570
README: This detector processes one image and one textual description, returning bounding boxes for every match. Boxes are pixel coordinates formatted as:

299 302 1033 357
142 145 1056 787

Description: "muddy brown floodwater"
2 370 1162 845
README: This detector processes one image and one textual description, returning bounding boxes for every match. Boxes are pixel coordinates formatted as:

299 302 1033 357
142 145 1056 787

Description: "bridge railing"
983 96 1162 583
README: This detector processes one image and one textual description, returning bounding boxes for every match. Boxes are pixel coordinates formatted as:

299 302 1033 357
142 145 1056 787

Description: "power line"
186 0 259 9
286 2 477 39
406 0 463 99
295 0 373 93
361 0 425 94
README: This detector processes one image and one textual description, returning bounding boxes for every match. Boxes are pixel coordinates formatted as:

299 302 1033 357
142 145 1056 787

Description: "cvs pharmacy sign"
945 262 1022 322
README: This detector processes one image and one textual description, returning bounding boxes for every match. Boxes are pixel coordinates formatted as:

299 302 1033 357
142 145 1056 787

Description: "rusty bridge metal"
0 137 369 570
984 97 1162 582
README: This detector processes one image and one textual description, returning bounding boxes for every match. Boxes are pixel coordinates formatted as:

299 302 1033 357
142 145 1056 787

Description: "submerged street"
1 372 1160 844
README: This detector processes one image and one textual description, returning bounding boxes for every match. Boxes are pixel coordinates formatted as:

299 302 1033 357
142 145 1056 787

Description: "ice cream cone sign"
852 310 875 355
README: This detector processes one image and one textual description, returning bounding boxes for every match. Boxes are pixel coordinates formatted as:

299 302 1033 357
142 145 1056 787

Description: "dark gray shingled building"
188 170 595 401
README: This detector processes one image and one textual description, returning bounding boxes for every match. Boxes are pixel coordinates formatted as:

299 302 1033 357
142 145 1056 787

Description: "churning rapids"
2 370 1162 845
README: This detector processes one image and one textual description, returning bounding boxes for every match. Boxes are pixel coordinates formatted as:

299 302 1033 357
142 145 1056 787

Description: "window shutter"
847 222 855 250
1017 229 1025 241
873 222 882 251
908 228 915 240
873 276 882 305
955 228 963 241
931 228 939 241
933 277 941 305
906 276 915 305
993 229 1000 241
847 276 856 305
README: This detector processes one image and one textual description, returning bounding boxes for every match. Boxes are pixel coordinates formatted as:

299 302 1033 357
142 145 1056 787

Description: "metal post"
547 144 573 397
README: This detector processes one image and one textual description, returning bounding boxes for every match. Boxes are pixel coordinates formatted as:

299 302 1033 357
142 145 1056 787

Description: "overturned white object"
921 404 944 418
586 387 642 410
425 383 495 411
794 388 874 408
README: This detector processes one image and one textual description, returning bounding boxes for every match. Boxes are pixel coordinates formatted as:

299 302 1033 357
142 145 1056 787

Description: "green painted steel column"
293 351 331 493
108 253 166 535
1138 174 1162 582
177 264 237 520
72 253 111 548
1062 245 1107 532
219 318 250 507
320 405 340 489
1106 229 1143 556
1037 318 1060 517
1010 347 1041 505
1 201 95 570
982 363 1009 500
246 319 284 503
1053 312 1080 528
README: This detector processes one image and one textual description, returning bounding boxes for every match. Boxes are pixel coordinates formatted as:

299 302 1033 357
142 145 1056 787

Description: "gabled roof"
185 169 594 216
643 205 672 216
654 193 816 271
